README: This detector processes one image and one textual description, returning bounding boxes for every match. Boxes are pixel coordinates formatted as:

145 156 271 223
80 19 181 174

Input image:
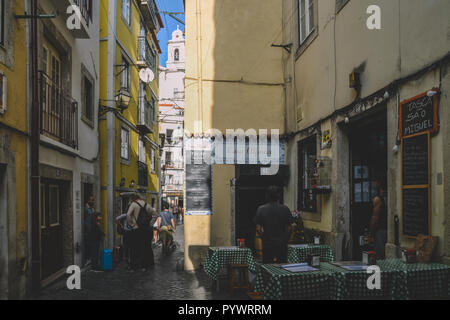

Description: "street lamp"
115 88 131 112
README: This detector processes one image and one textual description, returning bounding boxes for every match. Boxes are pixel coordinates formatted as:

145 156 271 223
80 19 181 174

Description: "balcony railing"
39 71 78 149
138 161 149 187
138 36 157 72
73 0 92 26
138 0 160 31
137 98 155 134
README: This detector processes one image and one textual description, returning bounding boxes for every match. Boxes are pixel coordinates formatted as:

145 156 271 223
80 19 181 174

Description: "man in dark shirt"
369 176 388 259
254 186 294 263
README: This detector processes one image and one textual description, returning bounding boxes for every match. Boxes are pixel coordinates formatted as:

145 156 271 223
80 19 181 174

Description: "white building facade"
159 26 185 206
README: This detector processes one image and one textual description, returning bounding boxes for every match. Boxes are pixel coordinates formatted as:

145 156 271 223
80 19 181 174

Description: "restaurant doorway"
349 110 387 260
234 165 287 252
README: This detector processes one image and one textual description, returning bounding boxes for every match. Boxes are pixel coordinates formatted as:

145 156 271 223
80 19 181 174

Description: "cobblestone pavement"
38 223 250 300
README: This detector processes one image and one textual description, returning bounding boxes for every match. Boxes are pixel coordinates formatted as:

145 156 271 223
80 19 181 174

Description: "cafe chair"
228 264 250 296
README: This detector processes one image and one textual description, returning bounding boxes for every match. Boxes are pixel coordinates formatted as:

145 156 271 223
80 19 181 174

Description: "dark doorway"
234 165 288 252
40 179 64 280
349 110 387 260
82 183 93 265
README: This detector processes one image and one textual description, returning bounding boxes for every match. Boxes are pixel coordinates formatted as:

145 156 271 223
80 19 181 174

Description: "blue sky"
156 0 185 67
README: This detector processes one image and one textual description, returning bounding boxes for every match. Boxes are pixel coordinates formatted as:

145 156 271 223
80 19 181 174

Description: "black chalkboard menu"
186 164 212 215
401 132 430 237
400 91 438 138
402 133 429 186
403 188 429 237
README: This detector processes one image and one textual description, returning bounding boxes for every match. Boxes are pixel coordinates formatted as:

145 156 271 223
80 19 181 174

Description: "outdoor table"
321 260 405 300
287 244 335 263
204 247 257 281
254 263 340 300
380 259 450 300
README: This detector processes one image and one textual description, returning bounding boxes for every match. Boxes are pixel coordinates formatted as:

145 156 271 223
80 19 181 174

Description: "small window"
298 135 317 212
48 185 60 226
174 48 180 61
121 128 130 160
151 148 156 173
166 129 174 144
298 0 316 45
121 56 130 91
0 71 6 114
165 151 172 166
82 75 94 123
138 138 146 163
122 0 131 26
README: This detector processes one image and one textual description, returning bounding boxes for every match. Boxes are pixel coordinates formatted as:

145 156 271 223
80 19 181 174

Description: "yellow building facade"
184 0 286 270
0 0 29 299
99 0 163 247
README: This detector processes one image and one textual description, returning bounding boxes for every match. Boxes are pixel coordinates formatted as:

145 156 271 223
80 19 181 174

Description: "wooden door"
40 179 64 280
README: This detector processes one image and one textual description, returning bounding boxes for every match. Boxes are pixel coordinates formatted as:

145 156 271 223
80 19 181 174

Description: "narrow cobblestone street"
37 224 249 300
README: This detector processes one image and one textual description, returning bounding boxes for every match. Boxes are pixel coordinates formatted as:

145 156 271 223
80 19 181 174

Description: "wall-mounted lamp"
344 115 350 124
115 88 132 111
129 180 135 189
349 72 361 89
99 88 132 116
120 178 126 187
384 91 390 100
393 140 401 154
427 89 439 97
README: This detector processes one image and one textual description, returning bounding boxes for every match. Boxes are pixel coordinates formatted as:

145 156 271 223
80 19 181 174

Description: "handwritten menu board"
403 188 429 237
402 133 429 186
402 132 430 237
400 91 438 138
186 164 212 215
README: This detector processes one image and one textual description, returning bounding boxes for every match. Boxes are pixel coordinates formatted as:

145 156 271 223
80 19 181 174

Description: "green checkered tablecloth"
381 259 450 300
254 259 450 300
287 245 335 263
321 261 405 300
254 263 340 300
204 247 257 280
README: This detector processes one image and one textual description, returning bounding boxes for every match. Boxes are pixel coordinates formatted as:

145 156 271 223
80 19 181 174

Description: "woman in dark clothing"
90 213 105 271
369 177 388 259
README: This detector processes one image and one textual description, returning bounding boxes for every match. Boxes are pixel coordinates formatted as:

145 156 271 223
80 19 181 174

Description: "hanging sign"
399 89 439 138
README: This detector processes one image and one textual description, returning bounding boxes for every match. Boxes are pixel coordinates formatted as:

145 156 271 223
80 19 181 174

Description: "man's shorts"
159 226 173 242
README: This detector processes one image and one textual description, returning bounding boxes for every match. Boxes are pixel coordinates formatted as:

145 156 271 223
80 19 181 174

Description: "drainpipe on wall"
30 0 41 295
106 0 118 249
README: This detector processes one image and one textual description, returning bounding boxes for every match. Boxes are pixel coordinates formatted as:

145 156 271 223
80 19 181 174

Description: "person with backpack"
126 192 156 271
157 201 176 255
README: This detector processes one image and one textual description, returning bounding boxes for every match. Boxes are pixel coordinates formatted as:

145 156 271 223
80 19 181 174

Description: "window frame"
297 135 318 213
120 127 130 162
0 71 6 114
122 0 131 27
296 0 318 59
81 65 95 127
120 55 131 92
150 147 156 173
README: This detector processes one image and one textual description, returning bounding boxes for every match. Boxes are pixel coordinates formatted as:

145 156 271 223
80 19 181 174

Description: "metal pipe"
30 0 41 295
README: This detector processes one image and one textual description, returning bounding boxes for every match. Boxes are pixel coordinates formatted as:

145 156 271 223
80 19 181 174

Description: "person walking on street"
254 186 294 264
157 201 176 255
126 193 156 271
84 196 96 266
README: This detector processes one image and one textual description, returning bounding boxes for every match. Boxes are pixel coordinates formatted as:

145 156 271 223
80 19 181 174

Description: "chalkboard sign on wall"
399 90 438 138
186 164 212 215
402 133 429 186
401 132 430 237
403 188 429 237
